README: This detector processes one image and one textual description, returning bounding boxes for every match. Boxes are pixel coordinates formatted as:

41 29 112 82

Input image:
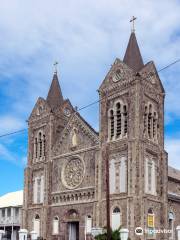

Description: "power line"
0 59 179 139
158 59 180 72
0 129 27 138
77 59 180 112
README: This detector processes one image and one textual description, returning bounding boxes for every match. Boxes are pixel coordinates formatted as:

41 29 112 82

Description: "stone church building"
22 30 180 240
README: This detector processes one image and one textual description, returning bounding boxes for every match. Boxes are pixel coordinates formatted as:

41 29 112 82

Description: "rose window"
62 158 84 189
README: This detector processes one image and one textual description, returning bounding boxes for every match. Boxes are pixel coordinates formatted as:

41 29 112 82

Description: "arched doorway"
33 214 40 237
111 207 121 230
66 209 79 240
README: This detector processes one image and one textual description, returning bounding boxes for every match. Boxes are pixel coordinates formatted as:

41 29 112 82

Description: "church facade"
22 31 180 240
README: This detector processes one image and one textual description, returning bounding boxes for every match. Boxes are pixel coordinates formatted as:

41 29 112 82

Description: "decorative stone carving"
72 128 78 147
62 157 85 189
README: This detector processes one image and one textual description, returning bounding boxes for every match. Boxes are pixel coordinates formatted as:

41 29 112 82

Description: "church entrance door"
68 222 79 240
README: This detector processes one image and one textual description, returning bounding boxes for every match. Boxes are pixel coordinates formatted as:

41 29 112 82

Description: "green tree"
95 227 121 240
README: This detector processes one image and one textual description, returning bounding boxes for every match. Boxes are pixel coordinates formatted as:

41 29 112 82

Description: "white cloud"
0 0 180 168
0 143 15 163
0 141 27 167
0 116 25 135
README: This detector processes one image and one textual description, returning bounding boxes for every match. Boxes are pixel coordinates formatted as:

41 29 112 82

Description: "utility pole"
102 91 111 240
105 143 111 240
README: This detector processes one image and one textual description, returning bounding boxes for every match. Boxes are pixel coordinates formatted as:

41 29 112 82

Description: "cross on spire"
53 61 59 74
130 16 137 33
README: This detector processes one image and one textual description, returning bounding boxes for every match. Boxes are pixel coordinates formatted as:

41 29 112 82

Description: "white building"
0 191 23 240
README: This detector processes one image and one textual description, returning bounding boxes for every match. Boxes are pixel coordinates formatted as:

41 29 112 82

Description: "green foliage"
94 227 121 240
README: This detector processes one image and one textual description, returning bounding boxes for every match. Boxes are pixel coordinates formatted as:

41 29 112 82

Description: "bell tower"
98 29 168 239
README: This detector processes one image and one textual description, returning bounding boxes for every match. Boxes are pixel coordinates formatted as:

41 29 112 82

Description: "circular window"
62 157 85 189
64 108 71 117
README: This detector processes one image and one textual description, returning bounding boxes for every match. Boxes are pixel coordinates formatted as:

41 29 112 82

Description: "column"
176 226 180 240
19 229 28 240
120 228 129 240
0 230 5 240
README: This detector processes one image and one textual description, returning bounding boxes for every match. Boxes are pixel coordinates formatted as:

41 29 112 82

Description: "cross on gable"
54 61 59 73
130 16 137 32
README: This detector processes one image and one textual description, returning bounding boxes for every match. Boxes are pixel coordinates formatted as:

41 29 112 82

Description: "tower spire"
46 63 63 110
123 20 144 72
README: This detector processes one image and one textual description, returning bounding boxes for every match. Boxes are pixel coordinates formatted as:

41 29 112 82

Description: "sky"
0 0 180 196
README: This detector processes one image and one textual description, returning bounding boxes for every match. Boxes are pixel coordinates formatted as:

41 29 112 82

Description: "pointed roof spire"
123 31 144 72
46 70 63 110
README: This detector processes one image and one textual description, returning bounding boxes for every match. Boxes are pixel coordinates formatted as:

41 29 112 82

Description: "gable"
28 97 51 122
99 58 134 92
53 112 99 156
140 61 165 93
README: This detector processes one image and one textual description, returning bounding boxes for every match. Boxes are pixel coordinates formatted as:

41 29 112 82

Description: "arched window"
144 106 148 136
147 208 155 229
148 105 152 139
116 103 121 138
169 212 175 240
144 103 158 142
123 105 128 135
34 138 38 159
153 112 157 141
110 110 114 139
43 134 46 156
39 132 42 158
34 214 40 237
108 101 128 140
145 158 156 195
86 215 92 234
52 216 59 235
112 207 121 230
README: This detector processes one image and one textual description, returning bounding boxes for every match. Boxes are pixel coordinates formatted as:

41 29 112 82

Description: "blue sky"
0 0 180 196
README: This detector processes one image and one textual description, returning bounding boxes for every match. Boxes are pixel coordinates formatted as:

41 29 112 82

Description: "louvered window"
110 110 114 139
116 103 121 137
123 105 128 135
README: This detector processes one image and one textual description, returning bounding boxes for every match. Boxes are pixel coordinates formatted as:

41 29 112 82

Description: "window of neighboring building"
2 208 5 218
112 207 121 231
169 211 175 240
7 208 11 217
52 216 59 235
15 208 19 217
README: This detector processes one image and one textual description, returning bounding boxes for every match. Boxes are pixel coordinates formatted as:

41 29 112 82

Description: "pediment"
99 58 134 92
140 61 165 93
53 113 99 156
28 97 51 122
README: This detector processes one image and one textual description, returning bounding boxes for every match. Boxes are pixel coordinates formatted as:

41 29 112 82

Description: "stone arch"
52 216 59 235
108 99 128 141
33 214 40 237
111 206 121 230
65 209 79 222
